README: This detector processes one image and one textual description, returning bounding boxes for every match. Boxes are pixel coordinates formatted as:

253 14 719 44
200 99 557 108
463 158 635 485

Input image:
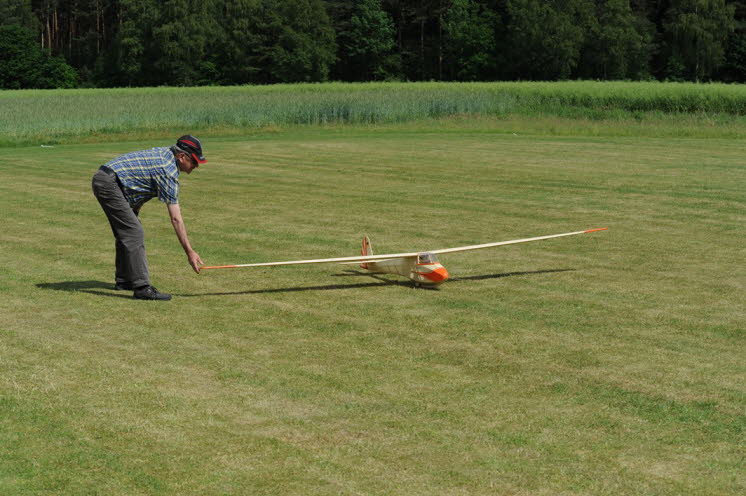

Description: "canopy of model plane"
200 228 607 270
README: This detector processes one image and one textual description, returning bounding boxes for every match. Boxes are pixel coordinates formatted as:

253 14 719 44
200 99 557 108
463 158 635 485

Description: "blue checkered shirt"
104 147 180 206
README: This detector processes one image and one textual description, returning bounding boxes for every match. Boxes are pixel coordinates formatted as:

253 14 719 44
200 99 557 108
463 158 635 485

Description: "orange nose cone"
424 266 449 283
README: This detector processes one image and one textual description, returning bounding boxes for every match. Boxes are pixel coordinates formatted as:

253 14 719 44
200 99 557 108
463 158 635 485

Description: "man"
92 135 206 301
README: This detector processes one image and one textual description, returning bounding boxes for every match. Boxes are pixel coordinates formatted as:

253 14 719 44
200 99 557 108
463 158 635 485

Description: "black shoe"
133 285 172 301
114 282 133 291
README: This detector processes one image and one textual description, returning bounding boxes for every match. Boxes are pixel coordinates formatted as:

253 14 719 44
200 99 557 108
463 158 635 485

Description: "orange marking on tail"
360 236 369 269
584 227 608 233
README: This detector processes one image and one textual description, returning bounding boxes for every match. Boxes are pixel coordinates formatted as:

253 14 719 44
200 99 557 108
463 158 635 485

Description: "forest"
1 0 746 89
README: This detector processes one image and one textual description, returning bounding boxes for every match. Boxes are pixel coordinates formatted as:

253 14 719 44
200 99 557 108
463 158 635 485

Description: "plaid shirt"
104 147 180 206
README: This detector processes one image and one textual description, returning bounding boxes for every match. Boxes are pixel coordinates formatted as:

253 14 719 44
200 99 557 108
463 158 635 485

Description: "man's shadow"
36 280 132 299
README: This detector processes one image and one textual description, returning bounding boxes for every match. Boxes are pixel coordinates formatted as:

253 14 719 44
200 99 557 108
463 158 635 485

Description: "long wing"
200 227 607 270
431 227 608 255
201 255 417 270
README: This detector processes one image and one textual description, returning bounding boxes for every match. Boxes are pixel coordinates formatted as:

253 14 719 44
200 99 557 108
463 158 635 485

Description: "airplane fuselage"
366 253 449 286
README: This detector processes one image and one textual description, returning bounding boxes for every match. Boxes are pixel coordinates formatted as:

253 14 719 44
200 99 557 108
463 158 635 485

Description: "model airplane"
201 227 607 287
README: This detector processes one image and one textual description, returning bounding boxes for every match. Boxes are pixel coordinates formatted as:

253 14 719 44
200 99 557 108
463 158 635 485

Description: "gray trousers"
92 167 150 288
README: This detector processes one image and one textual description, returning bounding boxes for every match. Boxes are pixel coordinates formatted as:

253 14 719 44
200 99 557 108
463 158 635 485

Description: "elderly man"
92 135 207 301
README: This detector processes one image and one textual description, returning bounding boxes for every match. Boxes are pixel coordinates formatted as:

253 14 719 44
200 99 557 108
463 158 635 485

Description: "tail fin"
360 236 372 269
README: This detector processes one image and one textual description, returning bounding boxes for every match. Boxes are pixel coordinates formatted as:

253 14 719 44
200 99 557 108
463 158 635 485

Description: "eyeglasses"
178 151 197 168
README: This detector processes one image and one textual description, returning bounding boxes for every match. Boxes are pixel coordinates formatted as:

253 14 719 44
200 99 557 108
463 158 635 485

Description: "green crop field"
6 81 746 147
1 83 744 495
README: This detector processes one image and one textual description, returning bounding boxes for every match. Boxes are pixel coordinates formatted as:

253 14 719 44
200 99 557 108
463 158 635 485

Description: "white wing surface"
201 254 417 270
431 228 608 255
200 228 607 270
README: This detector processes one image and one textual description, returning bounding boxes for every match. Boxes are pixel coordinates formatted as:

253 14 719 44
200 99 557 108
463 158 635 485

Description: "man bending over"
91 135 207 301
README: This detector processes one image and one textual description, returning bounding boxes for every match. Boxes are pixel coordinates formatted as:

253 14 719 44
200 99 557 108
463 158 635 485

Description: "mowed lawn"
0 123 743 495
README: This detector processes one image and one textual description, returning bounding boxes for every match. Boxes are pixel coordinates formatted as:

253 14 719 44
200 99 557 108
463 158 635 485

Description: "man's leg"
114 206 141 288
92 170 150 289
115 238 128 287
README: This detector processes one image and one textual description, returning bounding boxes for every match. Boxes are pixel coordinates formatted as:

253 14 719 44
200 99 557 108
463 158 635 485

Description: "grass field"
1 116 743 494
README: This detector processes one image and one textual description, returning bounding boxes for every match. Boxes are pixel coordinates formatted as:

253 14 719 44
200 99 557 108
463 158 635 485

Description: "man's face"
176 152 199 174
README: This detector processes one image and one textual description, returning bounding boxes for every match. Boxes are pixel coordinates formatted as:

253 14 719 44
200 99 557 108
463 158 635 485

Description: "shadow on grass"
175 268 575 297
176 278 410 297
449 268 575 282
36 280 132 299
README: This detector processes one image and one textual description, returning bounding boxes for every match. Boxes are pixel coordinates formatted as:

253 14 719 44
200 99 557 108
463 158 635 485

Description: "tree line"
1 0 746 89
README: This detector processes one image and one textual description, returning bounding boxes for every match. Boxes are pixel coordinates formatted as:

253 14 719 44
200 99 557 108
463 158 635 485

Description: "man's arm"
167 203 203 273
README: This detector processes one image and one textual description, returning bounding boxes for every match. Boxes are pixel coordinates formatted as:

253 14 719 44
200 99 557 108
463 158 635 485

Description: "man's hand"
187 250 204 273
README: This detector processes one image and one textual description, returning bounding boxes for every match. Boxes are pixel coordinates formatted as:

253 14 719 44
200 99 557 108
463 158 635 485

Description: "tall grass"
4 81 746 145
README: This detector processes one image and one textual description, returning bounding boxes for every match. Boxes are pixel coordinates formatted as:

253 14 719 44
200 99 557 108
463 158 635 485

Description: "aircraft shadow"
175 277 409 297
37 270 575 298
448 268 575 282
36 280 133 299
174 268 575 297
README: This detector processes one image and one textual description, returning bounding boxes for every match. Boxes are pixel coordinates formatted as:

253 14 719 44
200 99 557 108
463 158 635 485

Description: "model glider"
201 228 608 286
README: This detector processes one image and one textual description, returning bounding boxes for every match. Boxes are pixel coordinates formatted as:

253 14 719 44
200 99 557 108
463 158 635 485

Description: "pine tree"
444 0 497 81
0 24 76 88
151 0 222 86
505 0 595 80
101 0 158 86
217 0 262 84
663 0 735 80
578 0 654 79
719 0 746 81
337 0 398 80
246 0 336 83
0 0 36 29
